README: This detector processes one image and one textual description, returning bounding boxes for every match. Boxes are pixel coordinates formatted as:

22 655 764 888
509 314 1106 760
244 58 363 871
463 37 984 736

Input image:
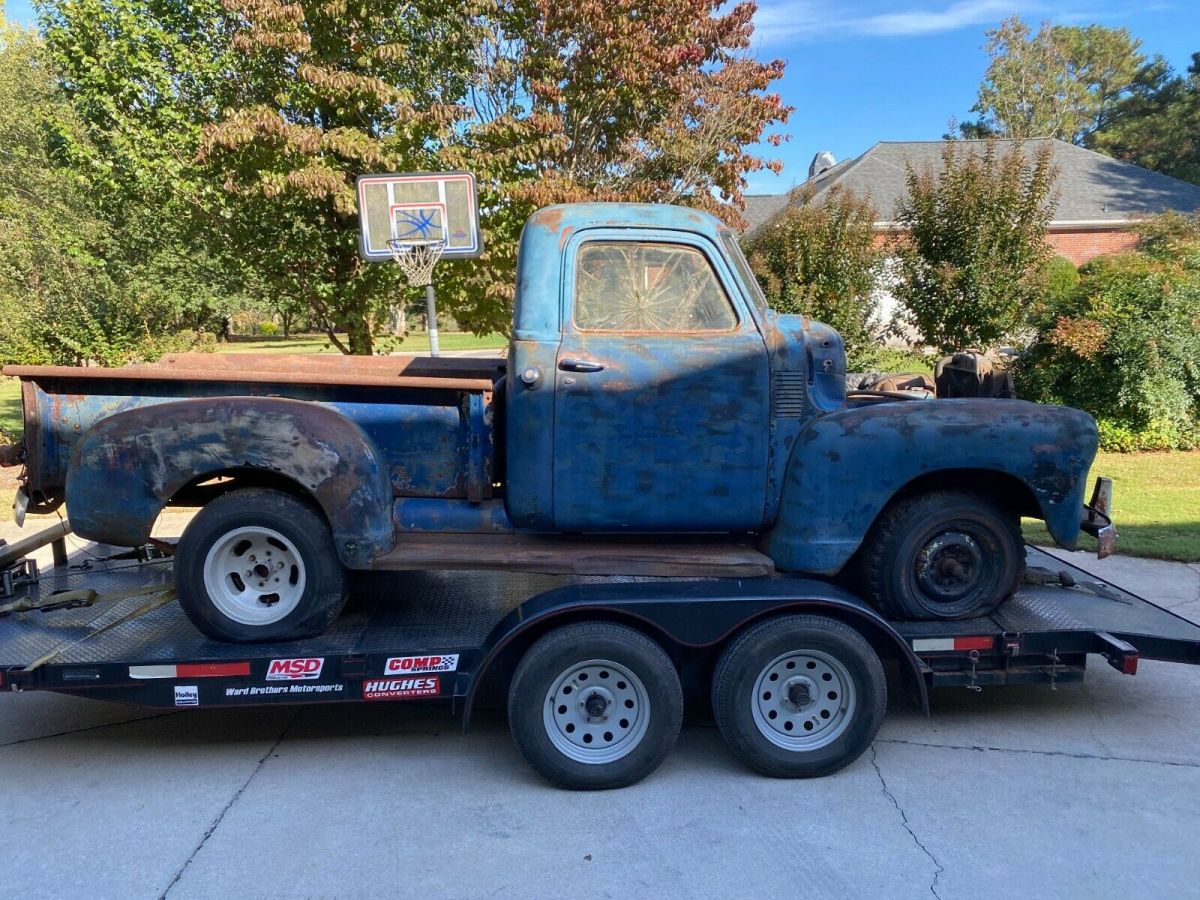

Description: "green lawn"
1022 450 1200 562
0 377 20 443
218 332 507 354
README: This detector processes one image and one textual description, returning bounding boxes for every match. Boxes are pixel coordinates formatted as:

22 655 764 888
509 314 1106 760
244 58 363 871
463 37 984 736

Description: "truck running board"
367 533 776 578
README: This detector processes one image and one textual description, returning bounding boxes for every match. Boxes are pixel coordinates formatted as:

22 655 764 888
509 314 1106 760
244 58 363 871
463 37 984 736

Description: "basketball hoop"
387 238 445 287
358 172 482 358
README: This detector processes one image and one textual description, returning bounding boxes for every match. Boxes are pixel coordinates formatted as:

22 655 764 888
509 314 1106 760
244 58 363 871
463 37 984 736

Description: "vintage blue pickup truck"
1 203 1112 641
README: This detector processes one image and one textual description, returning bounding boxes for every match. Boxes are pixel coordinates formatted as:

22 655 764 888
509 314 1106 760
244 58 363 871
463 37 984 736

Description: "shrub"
892 140 1058 352
743 185 883 369
1017 219 1200 451
259 321 279 336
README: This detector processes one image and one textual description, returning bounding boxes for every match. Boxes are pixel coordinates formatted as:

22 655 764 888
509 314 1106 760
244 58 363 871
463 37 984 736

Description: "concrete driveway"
1 546 1198 899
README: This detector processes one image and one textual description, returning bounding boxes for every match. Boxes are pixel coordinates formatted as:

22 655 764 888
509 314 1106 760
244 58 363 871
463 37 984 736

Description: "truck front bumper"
1079 476 1117 559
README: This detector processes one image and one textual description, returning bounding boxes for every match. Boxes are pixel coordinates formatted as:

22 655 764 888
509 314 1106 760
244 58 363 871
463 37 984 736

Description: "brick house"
743 138 1200 267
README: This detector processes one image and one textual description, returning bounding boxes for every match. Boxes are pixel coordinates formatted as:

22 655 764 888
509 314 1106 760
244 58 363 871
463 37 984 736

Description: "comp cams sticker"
363 676 441 700
384 654 459 675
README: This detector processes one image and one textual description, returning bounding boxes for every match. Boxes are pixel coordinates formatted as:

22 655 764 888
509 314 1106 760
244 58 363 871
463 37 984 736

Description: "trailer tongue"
1 544 1197 788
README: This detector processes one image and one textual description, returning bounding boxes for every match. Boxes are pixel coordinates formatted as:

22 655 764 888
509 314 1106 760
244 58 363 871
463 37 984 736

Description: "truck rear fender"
763 399 1099 575
66 397 394 567
459 581 929 727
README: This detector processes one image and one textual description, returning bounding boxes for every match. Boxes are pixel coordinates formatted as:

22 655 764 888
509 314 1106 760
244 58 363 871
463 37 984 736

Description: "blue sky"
5 0 1198 196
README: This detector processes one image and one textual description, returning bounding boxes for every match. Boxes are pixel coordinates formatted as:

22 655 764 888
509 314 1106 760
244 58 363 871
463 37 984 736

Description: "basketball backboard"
356 171 483 262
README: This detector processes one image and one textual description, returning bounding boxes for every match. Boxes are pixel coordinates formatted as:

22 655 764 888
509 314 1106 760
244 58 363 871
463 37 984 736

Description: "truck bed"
3 351 505 392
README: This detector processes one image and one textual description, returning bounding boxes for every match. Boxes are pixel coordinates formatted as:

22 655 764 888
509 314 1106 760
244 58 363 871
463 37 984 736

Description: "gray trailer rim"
751 649 856 751
543 658 651 764
202 525 307 626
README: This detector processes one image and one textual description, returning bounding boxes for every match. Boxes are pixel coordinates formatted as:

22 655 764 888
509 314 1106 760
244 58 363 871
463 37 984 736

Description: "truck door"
553 231 769 531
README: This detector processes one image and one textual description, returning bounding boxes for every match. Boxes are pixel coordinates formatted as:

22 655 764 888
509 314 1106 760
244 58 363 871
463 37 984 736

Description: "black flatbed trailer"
2 545 1198 788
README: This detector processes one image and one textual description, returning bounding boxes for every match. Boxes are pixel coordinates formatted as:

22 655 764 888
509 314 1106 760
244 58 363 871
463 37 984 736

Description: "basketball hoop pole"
424 284 440 357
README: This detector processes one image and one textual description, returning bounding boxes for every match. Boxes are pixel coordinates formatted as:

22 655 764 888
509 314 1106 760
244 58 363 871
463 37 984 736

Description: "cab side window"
574 242 738 332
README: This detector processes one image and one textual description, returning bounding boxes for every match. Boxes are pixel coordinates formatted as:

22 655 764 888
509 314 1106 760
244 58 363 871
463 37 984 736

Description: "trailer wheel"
507 622 683 790
712 615 885 778
860 489 1023 620
176 488 347 642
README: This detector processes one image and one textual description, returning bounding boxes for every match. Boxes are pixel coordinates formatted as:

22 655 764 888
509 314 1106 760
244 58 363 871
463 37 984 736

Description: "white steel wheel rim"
751 649 856 751
543 659 651 765
202 526 307 626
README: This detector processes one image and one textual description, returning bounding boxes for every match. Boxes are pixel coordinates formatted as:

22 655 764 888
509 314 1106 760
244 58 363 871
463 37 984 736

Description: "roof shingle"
745 139 1200 235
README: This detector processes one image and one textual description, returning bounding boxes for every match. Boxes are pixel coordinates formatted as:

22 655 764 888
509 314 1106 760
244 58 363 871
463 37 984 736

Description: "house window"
574 242 738 332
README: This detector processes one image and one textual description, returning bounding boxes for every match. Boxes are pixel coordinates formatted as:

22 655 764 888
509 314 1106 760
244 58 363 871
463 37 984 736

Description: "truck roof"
525 202 730 243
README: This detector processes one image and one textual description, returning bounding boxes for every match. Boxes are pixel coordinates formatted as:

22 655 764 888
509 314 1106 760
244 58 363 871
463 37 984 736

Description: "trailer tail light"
911 636 995 653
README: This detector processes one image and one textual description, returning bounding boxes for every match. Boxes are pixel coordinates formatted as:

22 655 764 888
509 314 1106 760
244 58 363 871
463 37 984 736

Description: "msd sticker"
266 658 325 681
174 685 199 707
384 654 459 675
363 676 440 700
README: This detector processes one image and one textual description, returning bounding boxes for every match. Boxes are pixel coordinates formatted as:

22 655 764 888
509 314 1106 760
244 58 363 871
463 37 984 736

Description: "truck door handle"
559 359 605 373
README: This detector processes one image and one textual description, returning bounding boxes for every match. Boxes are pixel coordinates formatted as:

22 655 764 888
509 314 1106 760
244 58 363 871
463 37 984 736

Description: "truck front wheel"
176 488 348 642
860 489 1023 621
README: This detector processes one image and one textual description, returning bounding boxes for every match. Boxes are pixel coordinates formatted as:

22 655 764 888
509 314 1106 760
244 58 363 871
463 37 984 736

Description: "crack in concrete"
158 709 298 900
876 737 1200 769
870 744 944 900
0 711 180 748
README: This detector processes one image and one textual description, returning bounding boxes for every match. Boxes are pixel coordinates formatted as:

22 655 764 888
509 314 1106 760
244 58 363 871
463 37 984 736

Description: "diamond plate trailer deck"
1 547 1198 786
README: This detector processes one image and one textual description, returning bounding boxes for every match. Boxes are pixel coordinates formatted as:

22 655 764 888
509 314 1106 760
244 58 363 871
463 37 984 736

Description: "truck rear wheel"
712 614 886 778
860 489 1023 621
176 488 347 642
507 622 683 790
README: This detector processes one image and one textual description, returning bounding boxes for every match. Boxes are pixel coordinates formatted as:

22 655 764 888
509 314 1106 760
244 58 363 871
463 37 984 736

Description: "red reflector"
176 662 251 678
953 636 994 651
1122 656 1139 675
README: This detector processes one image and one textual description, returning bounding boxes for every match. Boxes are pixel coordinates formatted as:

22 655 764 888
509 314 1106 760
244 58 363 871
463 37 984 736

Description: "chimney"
808 151 836 179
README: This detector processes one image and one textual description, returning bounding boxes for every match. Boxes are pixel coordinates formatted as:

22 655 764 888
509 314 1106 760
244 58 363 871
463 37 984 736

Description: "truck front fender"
66 397 394 567
763 399 1098 575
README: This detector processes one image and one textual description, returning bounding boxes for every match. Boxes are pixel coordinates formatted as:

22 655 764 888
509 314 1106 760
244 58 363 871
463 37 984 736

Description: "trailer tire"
712 615 885 778
176 488 347 642
508 622 683 790
860 489 1023 621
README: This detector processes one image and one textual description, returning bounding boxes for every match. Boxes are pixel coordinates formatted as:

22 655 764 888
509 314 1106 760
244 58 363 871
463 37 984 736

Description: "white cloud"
753 0 1047 44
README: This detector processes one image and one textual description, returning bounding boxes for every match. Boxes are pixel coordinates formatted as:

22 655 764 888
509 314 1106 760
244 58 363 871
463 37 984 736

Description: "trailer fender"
763 399 1098 575
460 578 929 727
66 397 394 567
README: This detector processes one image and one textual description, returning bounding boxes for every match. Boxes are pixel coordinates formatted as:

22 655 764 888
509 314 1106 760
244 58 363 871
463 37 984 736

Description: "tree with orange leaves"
49 0 789 352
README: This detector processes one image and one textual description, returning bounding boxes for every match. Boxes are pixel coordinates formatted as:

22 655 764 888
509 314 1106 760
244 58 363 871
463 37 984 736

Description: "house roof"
744 138 1200 235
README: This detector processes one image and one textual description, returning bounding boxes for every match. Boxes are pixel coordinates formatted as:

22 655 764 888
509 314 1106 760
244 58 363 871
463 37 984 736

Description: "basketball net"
387 238 445 287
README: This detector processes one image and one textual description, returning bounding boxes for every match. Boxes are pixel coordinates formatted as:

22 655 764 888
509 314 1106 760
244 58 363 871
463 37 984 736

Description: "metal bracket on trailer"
1094 632 1139 675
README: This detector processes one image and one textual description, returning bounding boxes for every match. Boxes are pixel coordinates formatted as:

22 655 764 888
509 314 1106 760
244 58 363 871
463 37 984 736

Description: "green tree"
742 186 882 368
1090 53 1200 185
0 20 150 366
892 140 1058 353
40 0 256 337
957 17 1167 145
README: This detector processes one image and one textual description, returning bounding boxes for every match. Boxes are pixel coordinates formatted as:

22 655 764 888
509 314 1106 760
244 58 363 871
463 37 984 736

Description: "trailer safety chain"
966 650 982 692
1048 648 1062 692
